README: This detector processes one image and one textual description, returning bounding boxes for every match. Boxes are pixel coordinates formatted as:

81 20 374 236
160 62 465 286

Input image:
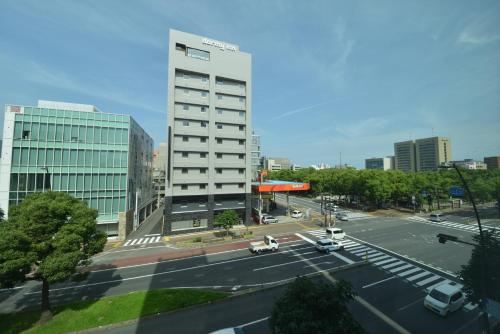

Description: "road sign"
449 186 465 197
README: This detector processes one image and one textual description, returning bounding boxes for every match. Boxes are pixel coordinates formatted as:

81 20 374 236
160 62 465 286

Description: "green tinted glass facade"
8 107 130 234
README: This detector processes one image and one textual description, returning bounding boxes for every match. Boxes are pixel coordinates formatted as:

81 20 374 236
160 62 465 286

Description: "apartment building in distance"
264 157 292 171
164 29 252 235
484 156 500 170
415 136 451 171
251 133 261 180
0 100 154 239
394 140 417 172
365 156 394 170
153 141 167 203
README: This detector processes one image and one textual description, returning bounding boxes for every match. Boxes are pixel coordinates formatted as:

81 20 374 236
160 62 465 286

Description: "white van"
325 227 345 240
430 213 444 222
424 282 465 317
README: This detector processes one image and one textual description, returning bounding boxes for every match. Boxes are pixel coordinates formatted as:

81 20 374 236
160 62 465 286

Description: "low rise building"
450 159 487 170
365 156 394 170
153 142 167 203
484 156 500 170
0 100 154 239
264 157 292 171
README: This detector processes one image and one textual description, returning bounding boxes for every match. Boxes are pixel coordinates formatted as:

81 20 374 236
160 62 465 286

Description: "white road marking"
369 255 391 263
425 279 451 293
381 260 405 269
130 239 139 245
406 271 431 281
463 302 478 311
253 254 332 271
237 316 270 328
374 258 399 266
397 268 421 277
362 276 397 289
145 233 160 237
415 275 441 287
397 297 424 311
390 264 413 273
142 237 150 244
123 240 131 246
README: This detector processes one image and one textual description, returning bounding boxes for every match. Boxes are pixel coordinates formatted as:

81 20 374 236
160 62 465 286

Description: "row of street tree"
269 168 500 209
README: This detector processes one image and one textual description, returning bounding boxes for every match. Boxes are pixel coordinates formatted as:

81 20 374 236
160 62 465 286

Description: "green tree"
270 277 364 334
214 209 240 237
0 191 107 321
458 230 500 304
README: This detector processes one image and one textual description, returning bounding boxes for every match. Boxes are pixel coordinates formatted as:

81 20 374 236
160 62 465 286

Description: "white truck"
249 235 279 254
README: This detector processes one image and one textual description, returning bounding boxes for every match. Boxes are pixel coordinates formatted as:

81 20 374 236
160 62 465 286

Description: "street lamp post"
440 163 490 333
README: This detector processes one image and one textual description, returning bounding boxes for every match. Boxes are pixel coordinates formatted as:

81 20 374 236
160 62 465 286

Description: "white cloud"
270 101 331 120
458 9 500 45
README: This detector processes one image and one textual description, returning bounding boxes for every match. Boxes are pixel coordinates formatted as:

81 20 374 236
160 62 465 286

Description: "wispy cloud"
270 101 331 120
457 9 500 45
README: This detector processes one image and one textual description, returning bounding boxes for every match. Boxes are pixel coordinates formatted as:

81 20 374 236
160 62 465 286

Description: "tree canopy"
214 209 240 236
270 277 364 334
0 191 107 319
268 168 500 209
458 230 500 304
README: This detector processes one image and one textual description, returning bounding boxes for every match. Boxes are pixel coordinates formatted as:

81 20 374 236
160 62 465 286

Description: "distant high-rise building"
415 136 452 171
0 101 154 239
484 156 500 170
394 140 417 172
251 133 261 180
165 29 252 235
365 157 394 170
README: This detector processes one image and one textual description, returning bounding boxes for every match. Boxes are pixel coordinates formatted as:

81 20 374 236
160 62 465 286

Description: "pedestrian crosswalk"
407 216 500 234
123 235 163 246
306 229 478 311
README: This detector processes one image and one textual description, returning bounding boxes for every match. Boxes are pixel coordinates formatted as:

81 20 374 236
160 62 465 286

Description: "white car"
262 215 278 224
315 238 344 253
325 227 346 240
424 282 465 317
325 203 339 211
291 210 303 218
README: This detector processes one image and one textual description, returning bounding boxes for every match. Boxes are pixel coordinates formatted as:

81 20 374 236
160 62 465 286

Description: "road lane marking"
374 258 399 266
145 234 160 237
362 276 396 289
381 260 405 269
237 316 270 328
123 240 131 246
397 268 421 277
253 254 332 271
415 275 441 286
130 239 139 245
369 255 391 262
295 233 354 264
397 297 424 311
406 271 431 281
389 264 413 273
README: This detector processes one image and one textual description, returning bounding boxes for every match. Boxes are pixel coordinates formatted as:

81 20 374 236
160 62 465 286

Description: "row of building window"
181 89 246 102
178 152 245 159
13 122 129 144
180 136 245 145
177 168 245 174
20 107 130 122
181 120 245 130
11 148 129 168
181 105 246 116
178 183 245 190
10 173 127 192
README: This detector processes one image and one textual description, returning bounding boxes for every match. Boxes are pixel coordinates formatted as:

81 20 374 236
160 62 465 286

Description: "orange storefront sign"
253 182 310 193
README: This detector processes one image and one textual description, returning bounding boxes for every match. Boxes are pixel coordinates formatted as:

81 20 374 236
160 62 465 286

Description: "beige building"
450 159 486 170
394 140 417 172
264 157 292 171
484 156 500 170
365 156 394 170
415 136 452 171
153 142 168 203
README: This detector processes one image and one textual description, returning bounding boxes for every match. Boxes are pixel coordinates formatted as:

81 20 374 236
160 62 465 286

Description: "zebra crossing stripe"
369 255 390 262
346 245 365 250
374 258 398 266
142 237 150 244
354 249 377 256
130 239 139 245
123 240 131 246
416 275 441 287
366 252 384 258
382 260 405 269
154 236 161 242
425 279 451 292
398 268 421 277
390 264 413 273
464 302 478 311
406 271 431 281
351 247 371 254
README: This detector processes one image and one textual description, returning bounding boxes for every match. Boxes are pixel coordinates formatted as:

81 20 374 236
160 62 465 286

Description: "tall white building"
164 30 252 234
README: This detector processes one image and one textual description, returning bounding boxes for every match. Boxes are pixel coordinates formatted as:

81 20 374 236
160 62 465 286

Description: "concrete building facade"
164 30 252 235
394 140 417 172
264 157 292 171
365 157 394 170
450 159 487 170
153 141 167 203
484 156 500 170
0 100 154 239
251 133 261 180
415 136 452 171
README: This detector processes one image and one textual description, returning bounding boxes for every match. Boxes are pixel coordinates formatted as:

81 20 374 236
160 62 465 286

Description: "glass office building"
0 100 154 239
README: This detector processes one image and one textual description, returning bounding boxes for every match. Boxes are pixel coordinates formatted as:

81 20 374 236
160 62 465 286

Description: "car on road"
261 215 278 224
291 210 303 218
249 235 279 254
315 238 344 253
336 213 349 221
325 227 346 240
430 213 444 222
325 203 339 211
424 281 465 317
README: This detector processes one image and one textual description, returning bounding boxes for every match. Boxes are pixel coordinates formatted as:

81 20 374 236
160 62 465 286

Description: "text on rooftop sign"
202 38 237 52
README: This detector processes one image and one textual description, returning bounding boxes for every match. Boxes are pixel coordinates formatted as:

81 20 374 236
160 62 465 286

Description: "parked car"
315 238 344 253
325 227 346 240
291 210 303 218
430 213 444 222
262 215 278 224
249 235 279 254
336 213 349 221
424 282 465 317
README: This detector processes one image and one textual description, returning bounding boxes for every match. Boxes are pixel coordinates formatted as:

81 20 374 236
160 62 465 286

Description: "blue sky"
1 0 499 168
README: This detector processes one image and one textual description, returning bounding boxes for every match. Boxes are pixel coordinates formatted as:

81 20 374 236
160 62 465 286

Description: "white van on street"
430 213 444 222
424 282 465 317
325 227 345 240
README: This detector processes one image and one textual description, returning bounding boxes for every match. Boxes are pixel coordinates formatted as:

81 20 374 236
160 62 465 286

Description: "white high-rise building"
164 30 252 234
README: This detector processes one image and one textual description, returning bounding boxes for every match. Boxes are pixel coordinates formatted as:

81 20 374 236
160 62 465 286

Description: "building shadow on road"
0 268 122 333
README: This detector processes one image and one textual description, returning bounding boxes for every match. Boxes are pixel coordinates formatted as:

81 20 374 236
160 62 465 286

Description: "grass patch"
1 288 228 334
